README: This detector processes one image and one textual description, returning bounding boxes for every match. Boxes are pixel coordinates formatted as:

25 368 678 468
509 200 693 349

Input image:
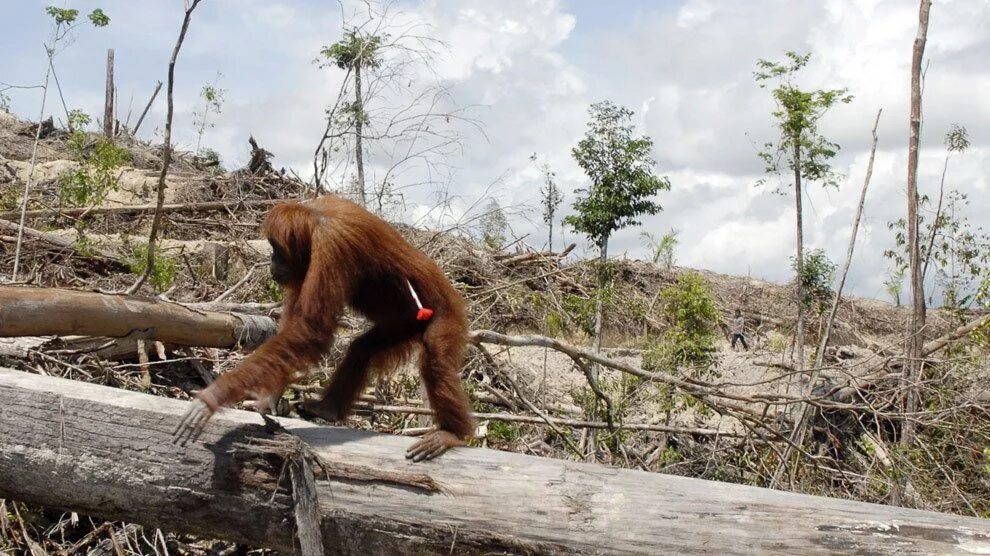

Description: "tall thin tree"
754 52 851 372
902 0 932 456
127 0 202 293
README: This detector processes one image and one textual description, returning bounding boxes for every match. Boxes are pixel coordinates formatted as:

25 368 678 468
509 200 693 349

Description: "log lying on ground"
0 198 282 220
0 218 125 267
0 286 275 349
2 367 990 555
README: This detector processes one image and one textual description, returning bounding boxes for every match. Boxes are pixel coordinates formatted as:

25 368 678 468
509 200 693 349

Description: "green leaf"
88 8 110 27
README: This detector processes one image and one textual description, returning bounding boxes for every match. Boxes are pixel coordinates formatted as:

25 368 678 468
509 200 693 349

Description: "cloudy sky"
2 0 988 301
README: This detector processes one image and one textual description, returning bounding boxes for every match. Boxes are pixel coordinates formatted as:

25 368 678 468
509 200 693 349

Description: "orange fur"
195 195 475 443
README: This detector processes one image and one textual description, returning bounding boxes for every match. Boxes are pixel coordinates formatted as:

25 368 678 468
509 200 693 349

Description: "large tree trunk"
902 0 932 470
354 61 367 207
2 367 989 555
0 286 275 349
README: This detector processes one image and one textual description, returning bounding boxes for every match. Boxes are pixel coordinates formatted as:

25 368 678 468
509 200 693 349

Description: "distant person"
730 309 749 351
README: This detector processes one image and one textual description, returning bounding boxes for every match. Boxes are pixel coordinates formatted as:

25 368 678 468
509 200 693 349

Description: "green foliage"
74 235 100 258
655 446 682 467
265 278 284 303
546 310 565 337
59 112 129 206
531 154 563 250
640 229 678 269
320 31 383 128
0 90 10 113
884 267 905 306
193 73 225 154
321 31 384 71
198 148 223 169
128 244 178 291
944 123 971 153
791 248 836 314
67 109 91 130
45 6 79 24
45 6 109 27
88 8 110 26
563 293 599 337
565 101 670 251
755 51 853 191
479 198 508 249
643 272 719 373
0 185 18 211
886 191 988 309
767 331 789 353
59 114 130 207
486 420 518 444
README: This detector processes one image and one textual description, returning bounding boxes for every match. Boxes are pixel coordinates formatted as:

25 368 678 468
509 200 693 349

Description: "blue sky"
2 0 989 301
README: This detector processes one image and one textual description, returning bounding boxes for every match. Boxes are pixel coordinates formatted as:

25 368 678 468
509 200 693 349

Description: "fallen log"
2 367 989 555
0 218 125 267
0 198 282 220
0 286 275 349
922 313 990 356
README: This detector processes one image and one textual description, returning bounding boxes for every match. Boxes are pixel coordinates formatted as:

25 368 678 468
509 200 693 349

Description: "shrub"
60 111 130 207
643 272 719 373
791 248 836 314
128 244 178 290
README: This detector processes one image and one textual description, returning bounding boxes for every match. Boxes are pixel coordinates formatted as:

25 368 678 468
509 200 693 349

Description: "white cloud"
2 0 988 299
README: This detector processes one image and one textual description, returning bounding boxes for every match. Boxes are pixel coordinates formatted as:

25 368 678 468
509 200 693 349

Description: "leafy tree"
887 192 989 310
313 3 476 215
320 30 383 207
11 6 110 279
60 111 130 207
885 125 984 310
885 267 905 307
754 51 851 368
193 72 225 155
479 198 508 249
531 154 563 252
566 100 671 350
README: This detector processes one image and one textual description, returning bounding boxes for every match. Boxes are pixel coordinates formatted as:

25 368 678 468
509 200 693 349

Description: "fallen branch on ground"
0 218 125 267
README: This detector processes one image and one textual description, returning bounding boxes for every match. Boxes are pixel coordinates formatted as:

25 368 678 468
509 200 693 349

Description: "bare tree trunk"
548 219 554 253
11 55 52 281
921 147 953 281
793 143 805 371
593 240 608 353
133 81 162 135
103 49 114 139
128 1 201 294
903 0 932 460
771 109 883 488
354 61 367 207
587 240 609 457
815 109 882 367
